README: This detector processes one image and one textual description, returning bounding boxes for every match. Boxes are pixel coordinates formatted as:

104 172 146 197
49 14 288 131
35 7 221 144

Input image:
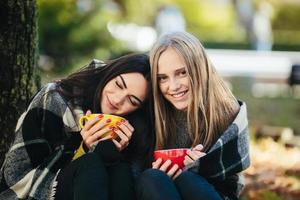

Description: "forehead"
158 47 186 74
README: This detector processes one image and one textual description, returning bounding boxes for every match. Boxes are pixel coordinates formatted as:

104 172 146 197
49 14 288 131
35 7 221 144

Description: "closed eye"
115 80 123 89
128 97 139 107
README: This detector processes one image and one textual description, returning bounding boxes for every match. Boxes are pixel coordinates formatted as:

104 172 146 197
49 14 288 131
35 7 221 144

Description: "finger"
85 110 92 115
190 149 206 159
159 160 171 172
152 158 162 169
98 134 113 141
186 150 201 161
85 126 110 145
116 122 133 138
83 114 104 131
114 128 129 145
114 133 129 151
192 144 204 151
89 127 111 142
173 169 182 180
121 120 134 132
193 150 206 158
167 164 179 177
81 128 94 141
88 116 110 134
184 155 194 166
112 139 122 151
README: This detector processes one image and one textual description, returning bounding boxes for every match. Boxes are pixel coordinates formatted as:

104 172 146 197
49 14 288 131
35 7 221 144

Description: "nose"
111 91 127 106
168 77 181 91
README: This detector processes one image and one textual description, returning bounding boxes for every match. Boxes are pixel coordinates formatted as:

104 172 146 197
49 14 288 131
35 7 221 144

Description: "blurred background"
37 0 300 199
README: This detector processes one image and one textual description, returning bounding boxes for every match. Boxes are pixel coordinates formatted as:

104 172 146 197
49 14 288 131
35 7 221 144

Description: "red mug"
153 148 189 170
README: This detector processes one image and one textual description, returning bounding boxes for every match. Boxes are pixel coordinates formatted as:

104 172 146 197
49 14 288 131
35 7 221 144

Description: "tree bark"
0 0 39 166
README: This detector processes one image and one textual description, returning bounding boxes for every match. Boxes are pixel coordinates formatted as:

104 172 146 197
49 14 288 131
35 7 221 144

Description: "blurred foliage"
271 3 300 49
38 0 125 74
178 0 245 43
37 0 300 75
115 0 158 24
272 4 300 30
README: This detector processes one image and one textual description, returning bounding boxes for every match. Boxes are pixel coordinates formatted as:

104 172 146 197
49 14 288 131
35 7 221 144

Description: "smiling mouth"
169 90 188 98
106 95 118 110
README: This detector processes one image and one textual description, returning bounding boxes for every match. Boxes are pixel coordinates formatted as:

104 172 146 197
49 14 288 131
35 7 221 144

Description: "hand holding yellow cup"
79 114 125 139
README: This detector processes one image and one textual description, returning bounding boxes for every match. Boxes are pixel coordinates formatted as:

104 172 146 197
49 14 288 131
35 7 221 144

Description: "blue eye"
158 76 167 83
179 70 187 76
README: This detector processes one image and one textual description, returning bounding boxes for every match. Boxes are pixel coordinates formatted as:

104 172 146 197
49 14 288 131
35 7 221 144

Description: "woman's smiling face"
157 47 190 111
100 72 148 115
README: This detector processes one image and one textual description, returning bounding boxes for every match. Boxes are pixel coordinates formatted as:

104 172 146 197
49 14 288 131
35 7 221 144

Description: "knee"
175 171 222 199
174 170 209 188
136 169 169 190
75 152 105 173
136 169 182 200
138 169 168 183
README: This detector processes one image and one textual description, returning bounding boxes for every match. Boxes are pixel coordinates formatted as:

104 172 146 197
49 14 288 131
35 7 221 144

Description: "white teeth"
171 91 186 98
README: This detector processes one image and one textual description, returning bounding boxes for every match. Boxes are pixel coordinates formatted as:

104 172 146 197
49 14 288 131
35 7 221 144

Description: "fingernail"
98 114 104 119
106 119 111 123
116 122 121 126
109 126 114 130
121 119 126 123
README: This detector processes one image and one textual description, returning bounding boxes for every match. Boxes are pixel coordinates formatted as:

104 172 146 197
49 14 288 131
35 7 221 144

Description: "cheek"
159 83 167 94
184 78 190 88
121 104 137 115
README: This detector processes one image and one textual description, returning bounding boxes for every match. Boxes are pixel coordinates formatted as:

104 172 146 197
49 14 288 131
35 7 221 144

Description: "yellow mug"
79 114 125 139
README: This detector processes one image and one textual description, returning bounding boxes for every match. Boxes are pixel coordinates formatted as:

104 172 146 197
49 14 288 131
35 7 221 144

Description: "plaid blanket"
186 101 250 199
0 83 84 200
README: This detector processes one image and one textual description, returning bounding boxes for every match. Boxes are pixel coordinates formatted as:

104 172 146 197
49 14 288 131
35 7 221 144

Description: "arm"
186 123 250 182
1 84 80 199
186 102 250 182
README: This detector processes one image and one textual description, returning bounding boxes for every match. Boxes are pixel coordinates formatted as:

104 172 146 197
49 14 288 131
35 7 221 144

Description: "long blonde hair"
150 32 239 150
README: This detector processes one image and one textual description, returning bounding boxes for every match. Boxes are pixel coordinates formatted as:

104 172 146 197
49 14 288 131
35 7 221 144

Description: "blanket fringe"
50 169 60 200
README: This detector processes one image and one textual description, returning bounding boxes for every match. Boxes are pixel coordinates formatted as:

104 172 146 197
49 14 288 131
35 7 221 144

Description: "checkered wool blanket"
0 83 84 200
186 102 250 199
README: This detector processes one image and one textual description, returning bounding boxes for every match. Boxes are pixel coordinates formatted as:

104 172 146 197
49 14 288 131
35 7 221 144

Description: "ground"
241 138 300 200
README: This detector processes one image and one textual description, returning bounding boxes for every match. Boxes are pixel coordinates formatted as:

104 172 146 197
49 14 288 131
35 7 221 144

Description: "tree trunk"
0 0 39 166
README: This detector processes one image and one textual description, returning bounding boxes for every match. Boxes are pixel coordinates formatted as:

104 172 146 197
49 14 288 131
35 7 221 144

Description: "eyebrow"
119 75 127 88
157 67 186 76
175 67 186 73
119 75 143 105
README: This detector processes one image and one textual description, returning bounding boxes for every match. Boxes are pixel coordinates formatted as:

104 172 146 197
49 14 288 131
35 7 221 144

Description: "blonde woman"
136 32 250 200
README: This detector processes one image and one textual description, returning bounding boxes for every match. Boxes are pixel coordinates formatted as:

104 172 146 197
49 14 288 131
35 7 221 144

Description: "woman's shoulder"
227 100 247 130
86 58 106 69
28 82 67 110
34 82 58 95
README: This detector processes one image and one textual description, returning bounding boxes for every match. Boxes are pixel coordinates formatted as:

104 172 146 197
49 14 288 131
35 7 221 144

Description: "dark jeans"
136 169 223 200
55 153 135 200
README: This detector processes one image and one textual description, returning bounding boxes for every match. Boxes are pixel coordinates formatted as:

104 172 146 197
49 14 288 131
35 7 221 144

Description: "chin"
173 103 188 111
